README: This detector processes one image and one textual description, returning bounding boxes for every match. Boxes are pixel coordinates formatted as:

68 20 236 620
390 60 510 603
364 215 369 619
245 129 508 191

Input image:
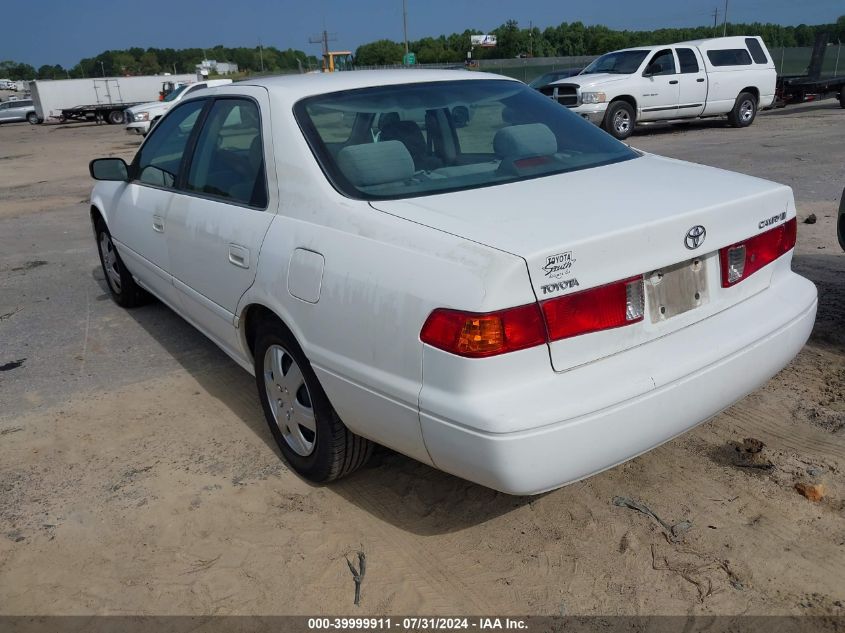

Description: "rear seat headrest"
337 140 415 187
493 123 558 158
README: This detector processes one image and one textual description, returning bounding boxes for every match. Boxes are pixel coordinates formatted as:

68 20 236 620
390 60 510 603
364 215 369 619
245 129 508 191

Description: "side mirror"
90 158 129 181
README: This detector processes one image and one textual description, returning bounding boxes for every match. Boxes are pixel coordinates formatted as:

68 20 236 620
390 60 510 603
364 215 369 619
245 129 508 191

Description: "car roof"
236 69 514 99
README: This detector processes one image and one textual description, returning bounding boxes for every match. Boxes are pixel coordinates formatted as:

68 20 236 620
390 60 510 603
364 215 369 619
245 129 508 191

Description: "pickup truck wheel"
255 322 373 483
26 112 38 124
839 90 845 109
603 101 635 140
729 92 757 127
95 222 149 308
107 110 125 125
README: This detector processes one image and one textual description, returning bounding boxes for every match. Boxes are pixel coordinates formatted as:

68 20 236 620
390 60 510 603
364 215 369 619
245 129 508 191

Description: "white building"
196 59 239 76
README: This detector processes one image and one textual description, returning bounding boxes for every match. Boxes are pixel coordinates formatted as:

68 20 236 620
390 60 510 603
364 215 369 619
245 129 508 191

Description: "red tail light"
720 217 796 287
541 276 644 341
420 304 546 358
421 276 645 357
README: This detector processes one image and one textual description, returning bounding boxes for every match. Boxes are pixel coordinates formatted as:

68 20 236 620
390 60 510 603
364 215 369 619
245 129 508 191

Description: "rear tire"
26 112 38 124
603 101 635 140
254 319 373 483
107 110 125 125
728 92 757 127
839 90 845 109
94 220 149 308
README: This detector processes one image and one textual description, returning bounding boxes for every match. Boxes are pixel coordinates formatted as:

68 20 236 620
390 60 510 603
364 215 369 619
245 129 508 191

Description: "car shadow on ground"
95 268 532 534
792 251 845 354
762 101 843 117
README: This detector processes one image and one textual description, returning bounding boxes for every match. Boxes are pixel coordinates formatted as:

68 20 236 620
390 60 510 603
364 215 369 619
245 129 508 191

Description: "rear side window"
745 38 769 64
185 98 267 208
707 49 752 67
675 48 699 73
135 99 205 188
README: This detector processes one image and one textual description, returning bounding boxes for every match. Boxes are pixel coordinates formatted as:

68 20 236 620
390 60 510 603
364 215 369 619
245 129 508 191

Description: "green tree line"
1 16 843 80
0 45 319 81
356 15 845 64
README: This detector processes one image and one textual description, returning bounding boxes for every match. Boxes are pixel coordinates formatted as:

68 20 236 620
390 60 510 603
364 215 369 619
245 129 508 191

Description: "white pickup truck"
543 36 776 139
125 78 232 135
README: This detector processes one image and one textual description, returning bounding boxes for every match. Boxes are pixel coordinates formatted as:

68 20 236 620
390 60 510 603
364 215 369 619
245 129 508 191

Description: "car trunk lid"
371 154 794 371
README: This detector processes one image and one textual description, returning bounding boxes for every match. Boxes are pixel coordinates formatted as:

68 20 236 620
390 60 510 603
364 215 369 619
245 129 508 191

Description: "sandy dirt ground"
0 100 843 617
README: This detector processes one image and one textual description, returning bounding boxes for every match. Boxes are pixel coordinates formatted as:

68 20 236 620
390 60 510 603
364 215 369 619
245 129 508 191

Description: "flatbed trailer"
776 74 845 108
29 74 196 124
775 33 845 108
58 102 145 125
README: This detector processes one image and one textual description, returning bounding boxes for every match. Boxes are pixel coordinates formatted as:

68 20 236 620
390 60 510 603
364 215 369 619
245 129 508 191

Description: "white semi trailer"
30 74 196 124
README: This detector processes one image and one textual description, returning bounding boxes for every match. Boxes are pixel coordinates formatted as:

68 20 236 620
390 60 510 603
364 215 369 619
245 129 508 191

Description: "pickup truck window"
646 49 677 76
581 50 649 75
675 48 700 74
163 85 188 102
295 79 638 201
745 38 769 64
707 49 753 67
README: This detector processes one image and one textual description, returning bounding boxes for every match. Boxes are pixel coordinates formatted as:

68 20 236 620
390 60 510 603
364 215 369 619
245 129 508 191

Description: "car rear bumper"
419 272 817 495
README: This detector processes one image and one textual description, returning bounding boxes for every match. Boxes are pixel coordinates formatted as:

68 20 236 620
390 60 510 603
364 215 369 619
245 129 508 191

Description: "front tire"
728 92 757 127
254 320 373 483
603 101 635 140
26 112 38 124
94 221 148 308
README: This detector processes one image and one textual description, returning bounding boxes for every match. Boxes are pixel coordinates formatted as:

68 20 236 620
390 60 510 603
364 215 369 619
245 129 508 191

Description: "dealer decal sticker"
542 251 575 279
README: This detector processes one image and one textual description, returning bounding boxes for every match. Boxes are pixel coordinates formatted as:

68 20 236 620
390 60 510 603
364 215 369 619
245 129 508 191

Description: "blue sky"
5 0 843 67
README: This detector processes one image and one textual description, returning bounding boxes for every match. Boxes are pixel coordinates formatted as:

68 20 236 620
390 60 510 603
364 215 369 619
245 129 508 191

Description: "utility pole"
402 0 409 56
529 20 533 57
99 61 105 77
722 0 729 37
712 8 719 37
309 29 336 58
309 29 337 71
258 38 265 72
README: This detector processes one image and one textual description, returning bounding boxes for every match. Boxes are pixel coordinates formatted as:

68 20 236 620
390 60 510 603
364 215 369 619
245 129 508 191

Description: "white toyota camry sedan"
88 70 817 495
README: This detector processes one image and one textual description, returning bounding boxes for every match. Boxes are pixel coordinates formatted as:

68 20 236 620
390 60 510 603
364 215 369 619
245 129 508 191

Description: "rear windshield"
745 38 769 64
294 79 638 201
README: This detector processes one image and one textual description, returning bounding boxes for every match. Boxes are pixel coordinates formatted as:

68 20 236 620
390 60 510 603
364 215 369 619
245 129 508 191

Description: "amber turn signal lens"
420 304 546 358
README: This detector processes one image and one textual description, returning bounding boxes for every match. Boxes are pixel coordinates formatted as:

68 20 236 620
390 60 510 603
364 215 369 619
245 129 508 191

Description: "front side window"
646 50 676 76
295 79 638 201
676 48 699 74
707 49 753 67
185 98 267 208
135 99 205 188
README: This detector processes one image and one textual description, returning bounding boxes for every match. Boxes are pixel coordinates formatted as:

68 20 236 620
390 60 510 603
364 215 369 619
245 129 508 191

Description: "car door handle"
152 215 164 233
696 78 705 82
669 80 679 84
228 244 250 269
